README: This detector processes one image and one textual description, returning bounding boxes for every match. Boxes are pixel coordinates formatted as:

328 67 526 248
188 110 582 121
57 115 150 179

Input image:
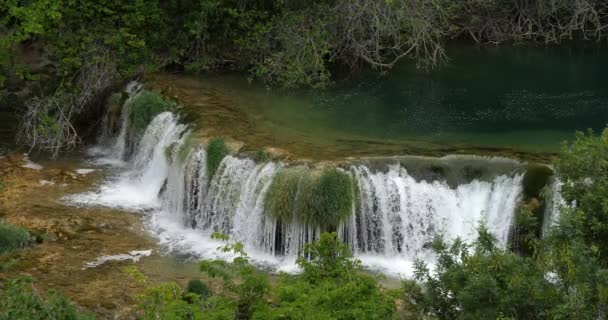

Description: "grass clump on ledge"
0 221 33 255
206 138 230 180
265 166 308 222
127 90 176 134
265 167 354 229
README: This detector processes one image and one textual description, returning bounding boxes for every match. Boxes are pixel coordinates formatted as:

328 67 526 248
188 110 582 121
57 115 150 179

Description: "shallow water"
150 45 608 161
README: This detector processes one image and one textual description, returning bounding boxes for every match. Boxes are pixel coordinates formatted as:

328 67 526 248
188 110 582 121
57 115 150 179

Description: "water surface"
151 45 608 161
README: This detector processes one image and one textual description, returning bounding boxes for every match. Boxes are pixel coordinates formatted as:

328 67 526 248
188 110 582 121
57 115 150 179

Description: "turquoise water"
153 45 608 160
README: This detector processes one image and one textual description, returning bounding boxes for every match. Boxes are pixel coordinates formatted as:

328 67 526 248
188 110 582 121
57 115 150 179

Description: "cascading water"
68 88 530 276
346 165 522 257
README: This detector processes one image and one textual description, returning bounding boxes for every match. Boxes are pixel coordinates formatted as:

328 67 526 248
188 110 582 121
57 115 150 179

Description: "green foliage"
553 128 608 260
513 206 541 254
540 128 608 318
127 90 175 134
121 265 148 285
297 232 360 282
206 138 230 180
195 232 395 320
137 282 204 320
0 276 94 320
253 150 273 162
185 279 211 302
264 166 307 222
256 233 395 319
265 167 354 228
0 221 33 255
409 224 562 320
200 233 271 319
256 272 395 320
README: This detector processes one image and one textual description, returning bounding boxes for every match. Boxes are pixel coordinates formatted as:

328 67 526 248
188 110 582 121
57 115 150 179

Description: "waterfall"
70 103 531 276
346 165 522 257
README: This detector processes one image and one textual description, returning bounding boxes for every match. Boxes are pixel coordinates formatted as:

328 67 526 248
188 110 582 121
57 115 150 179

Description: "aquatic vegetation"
265 166 308 222
0 221 33 255
265 167 354 229
253 150 273 163
206 138 230 180
127 91 176 134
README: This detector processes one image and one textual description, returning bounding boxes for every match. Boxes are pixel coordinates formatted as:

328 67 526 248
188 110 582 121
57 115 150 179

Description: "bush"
206 138 230 180
185 279 211 302
408 225 562 320
0 221 33 255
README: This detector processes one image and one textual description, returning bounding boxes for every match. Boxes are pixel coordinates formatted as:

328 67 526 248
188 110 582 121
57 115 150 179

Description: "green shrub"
185 279 211 302
409 224 562 320
0 276 94 320
0 222 33 255
137 282 203 320
127 91 176 134
206 138 229 180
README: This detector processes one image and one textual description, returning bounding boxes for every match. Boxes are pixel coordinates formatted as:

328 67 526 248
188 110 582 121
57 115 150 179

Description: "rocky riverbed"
0 154 206 318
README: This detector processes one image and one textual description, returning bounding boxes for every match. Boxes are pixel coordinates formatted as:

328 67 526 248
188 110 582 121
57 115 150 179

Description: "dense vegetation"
132 232 396 320
2 0 608 153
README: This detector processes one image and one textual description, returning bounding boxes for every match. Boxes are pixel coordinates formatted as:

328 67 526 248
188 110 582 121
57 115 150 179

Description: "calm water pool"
150 45 608 161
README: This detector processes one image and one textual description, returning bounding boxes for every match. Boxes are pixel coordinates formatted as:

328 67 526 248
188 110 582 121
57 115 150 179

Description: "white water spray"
70 108 528 276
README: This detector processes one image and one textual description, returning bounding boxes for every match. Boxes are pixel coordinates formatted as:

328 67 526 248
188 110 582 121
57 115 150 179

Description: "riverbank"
0 154 210 318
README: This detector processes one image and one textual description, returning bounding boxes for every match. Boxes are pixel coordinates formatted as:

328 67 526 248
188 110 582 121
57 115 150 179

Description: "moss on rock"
206 138 229 180
127 90 176 134
523 164 554 198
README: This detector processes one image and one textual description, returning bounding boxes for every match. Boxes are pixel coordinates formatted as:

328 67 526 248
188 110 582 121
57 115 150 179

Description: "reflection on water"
153 46 607 161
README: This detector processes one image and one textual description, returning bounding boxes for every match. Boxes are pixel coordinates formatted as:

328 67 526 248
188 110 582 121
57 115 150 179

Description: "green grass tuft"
127 90 176 134
207 138 230 180
265 167 308 222
265 167 354 229
253 150 273 162
0 222 33 255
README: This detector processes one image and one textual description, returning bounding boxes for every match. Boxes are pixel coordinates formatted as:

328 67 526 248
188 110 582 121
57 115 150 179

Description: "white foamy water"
82 249 152 269
67 106 526 277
